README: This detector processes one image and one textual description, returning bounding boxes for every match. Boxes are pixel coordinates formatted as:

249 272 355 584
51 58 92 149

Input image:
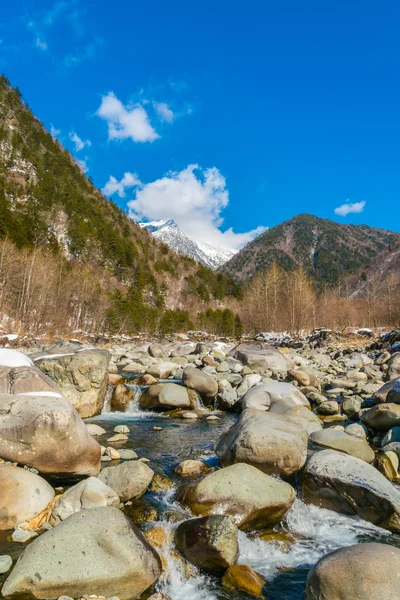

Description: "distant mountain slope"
221 213 400 286
139 219 236 269
0 75 241 311
347 240 400 297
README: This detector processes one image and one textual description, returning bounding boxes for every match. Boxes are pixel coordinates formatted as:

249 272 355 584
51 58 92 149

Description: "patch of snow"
1 334 19 341
18 391 63 398
0 349 34 368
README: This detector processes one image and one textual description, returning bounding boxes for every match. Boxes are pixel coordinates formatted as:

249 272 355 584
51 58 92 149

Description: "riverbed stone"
309 429 375 463
50 477 120 525
175 515 239 572
1 507 162 600
387 353 400 381
228 342 288 374
222 564 265 598
373 379 400 404
110 385 134 411
174 460 208 477
98 461 154 501
0 466 55 530
182 367 218 401
305 542 400 600
215 409 308 477
36 349 110 418
139 383 192 410
284 405 322 434
361 403 400 431
0 393 101 476
146 361 179 379
179 462 295 530
302 449 400 531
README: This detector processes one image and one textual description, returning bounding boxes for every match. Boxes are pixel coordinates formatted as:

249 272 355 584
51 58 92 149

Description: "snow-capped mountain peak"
139 220 236 269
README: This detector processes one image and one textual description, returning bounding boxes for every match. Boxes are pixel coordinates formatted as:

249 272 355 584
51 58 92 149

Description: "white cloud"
35 37 48 51
69 131 91 152
103 172 141 197
334 200 366 216
74 157 88 173
153 101 174 123
96 92 159 143
50 124 60 138
125 164 265 251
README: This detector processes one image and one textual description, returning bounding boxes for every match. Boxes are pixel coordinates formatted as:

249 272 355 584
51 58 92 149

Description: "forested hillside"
222 213 400 286
0 75 241 336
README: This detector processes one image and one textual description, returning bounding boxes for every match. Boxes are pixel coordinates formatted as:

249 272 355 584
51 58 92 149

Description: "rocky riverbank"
0 330 400 599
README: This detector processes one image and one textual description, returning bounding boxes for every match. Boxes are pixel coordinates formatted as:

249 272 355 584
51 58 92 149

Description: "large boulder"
98 460 154 501
361 403 400 431
228 342 288 374
0 466 54 530
302 449 400 531
373 379 400 404
305 543 400 600
179 462 295 531
387 379 400 404
309 429 375 463
139 383 193 410
110 384 134 411
0 393 101 476
243 381 309 413
284 405 322 435
215 409 308 477
50 477 119 525
387 353 400 381
2 507 162 600
175 515 239 572
36 349 110 418
0 365 60 396
182 367 218 402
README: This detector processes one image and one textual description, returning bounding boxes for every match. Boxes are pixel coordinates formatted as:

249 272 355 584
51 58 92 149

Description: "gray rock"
302 449 400 531
284 405 323 434
0 393 101 476
0 466 54 530
182 367 218 401
305 543 400 600
175 515 239 572
361 403 400 431
139 383 192 410
110 385 134 411
50 477 120 525
215 409 308 477
309 429 375 463
36 349 110 418
0 556 12 575
98 460 154 501
179 463 295 531
228 342 288 374
2 507 161 600
387 353 400 381
242 381 310 412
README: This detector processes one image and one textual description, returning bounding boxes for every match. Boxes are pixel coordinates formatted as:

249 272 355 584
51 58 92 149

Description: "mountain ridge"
139 219 236 269
221 213 400 286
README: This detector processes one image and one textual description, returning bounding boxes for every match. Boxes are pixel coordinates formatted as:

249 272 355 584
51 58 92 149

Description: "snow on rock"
0 349 34 368
139 219 236 269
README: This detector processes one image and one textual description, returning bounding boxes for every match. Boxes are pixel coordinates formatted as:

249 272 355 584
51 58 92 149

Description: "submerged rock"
215 409 308 477
2 507 161 600
179 462 295 530
175 515 239 572
305 543 400 599
222 564 265 598
302 449 400 531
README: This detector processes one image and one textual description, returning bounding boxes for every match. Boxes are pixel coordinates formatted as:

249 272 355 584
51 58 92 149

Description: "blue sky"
1 0 399 249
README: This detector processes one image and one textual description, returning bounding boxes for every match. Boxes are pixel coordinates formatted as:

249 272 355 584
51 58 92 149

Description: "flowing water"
86 394 400 600
2 387 400 600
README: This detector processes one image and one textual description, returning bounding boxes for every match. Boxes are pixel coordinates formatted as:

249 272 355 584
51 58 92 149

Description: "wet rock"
305 543 400 600
108 373 123 386
309 429 375 463
107 433 128 443
98 461 154 501
215 409 308 477
0 466 54 530
139 383 192 410
375 451 399 481
2 507 162 600
182 367 218 402
86 424 106 436
0 393 101 476
110 385 134 411
174 460 209 477
50 477 120 525
36 349 110 418
222 564 265 598
361 403 400 431
302 449 400 531
136 374 158 386
175 515 239 572
179 462 295 531
118 449 138 460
